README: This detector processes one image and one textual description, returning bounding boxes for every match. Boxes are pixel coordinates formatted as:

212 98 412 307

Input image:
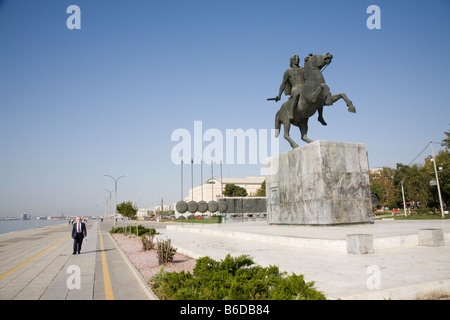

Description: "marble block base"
265 140 373 225
418 229 445 246
346 234 374 254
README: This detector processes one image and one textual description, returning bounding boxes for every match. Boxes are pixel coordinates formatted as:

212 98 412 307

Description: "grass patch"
392 213 449 220
170 216 222 224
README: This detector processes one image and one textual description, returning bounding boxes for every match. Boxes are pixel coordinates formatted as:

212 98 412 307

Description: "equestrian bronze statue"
268 53 356 148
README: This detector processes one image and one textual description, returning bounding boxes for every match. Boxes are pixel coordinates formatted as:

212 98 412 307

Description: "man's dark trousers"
73 233 84 254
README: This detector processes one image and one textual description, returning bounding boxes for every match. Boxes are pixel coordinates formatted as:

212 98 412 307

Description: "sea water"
0 219 67 235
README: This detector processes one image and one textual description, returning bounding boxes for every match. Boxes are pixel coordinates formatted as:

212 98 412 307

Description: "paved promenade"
1 218 449 300
155 219 450 300
0 221 155 300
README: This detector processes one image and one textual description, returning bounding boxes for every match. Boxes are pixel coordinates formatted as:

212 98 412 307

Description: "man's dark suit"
72 221 87 254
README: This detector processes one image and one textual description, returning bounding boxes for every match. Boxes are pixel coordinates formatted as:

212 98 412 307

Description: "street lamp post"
401 179 407 217
104 174 128 225
104 189 114 220
430 142 445 219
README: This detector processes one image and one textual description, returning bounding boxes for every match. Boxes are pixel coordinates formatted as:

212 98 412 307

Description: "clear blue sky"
1 0 449 217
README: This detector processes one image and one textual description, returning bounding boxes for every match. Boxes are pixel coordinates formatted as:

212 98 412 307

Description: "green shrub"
141 234 155 251
157 238 177 265
388 199 397 210
150 254 326 300
110 225 156 237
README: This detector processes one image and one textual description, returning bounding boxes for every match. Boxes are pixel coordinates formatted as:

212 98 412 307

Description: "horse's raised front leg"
330 93 356 113
283 121 299 149
307 83 333 105
299 119 313 144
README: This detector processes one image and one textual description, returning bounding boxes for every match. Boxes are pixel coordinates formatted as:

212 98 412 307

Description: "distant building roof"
370 166 391 173
206 176 265 185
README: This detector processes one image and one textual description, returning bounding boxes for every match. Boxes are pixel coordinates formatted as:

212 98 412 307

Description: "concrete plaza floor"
154 219 450 299
1 218 449 300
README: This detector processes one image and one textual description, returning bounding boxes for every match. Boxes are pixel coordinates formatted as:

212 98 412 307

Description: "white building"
185 176 265 202
370 167 386 174
137 208 149 219
137 203 175 219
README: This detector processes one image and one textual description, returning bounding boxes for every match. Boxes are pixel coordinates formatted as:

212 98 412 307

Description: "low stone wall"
220 197 266 214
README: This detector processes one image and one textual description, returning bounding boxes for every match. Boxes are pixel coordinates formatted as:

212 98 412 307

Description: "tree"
424 149 450 206
116 201 138 220
254 180 266 197
368 127 450 210
370 167 395 206
393 163 432 208
442 126 450 149
223 184 248 197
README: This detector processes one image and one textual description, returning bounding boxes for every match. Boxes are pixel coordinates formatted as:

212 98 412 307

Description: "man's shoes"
78 251 81 254
73 252 77 255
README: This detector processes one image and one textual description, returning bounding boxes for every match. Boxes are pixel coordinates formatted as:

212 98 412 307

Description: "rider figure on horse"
275 54 327 126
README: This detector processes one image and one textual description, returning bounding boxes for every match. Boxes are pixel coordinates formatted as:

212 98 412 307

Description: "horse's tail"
275 112 281 138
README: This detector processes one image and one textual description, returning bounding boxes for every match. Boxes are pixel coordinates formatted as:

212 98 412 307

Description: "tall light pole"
104 174 128 224
401 179 407 217
430 142 445 218
104 189 114 220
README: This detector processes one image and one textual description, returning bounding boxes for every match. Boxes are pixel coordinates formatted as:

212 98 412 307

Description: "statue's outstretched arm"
277 77 287 102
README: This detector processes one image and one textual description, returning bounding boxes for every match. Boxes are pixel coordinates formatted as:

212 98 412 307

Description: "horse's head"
304 53 333 70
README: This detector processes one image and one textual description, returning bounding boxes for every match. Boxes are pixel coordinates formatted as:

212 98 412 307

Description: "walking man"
72 217 87 254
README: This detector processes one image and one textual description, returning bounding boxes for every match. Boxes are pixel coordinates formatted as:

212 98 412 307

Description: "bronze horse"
274 53 356 148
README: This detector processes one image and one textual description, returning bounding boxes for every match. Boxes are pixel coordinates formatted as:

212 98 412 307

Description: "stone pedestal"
265 140 373 225
346 234 374 254
418 229 445 247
